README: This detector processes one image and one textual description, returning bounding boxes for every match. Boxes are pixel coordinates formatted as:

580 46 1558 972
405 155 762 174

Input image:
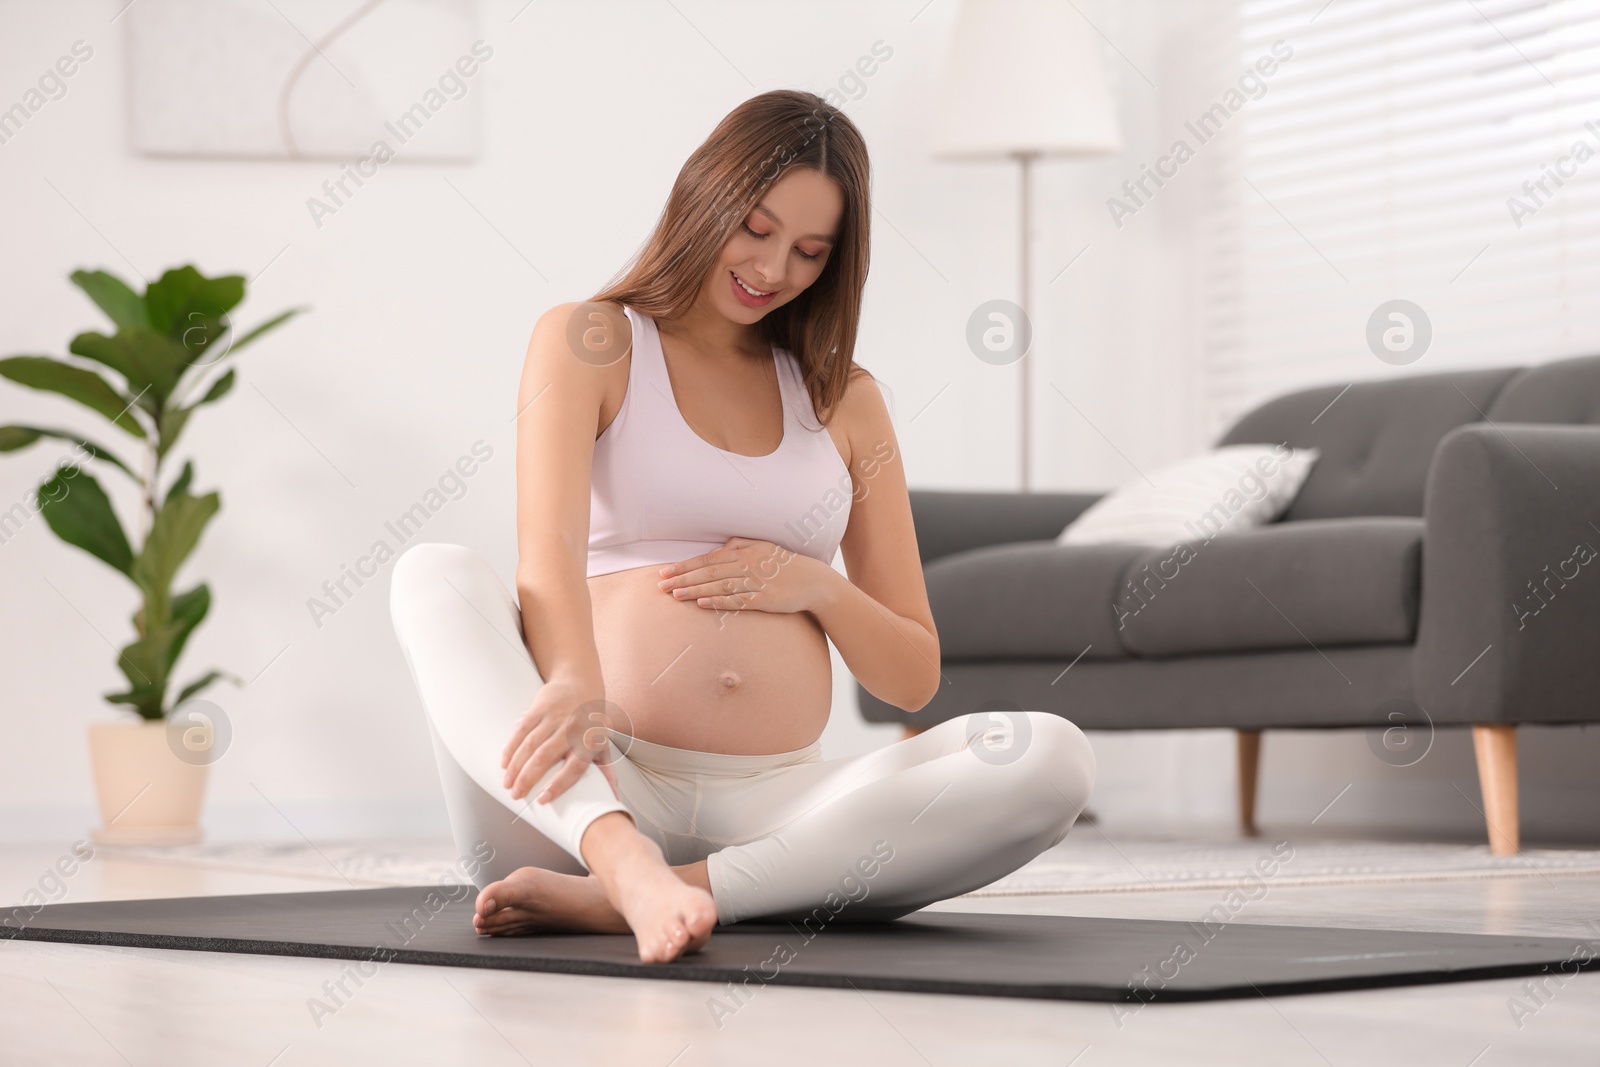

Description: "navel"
715 668 742 693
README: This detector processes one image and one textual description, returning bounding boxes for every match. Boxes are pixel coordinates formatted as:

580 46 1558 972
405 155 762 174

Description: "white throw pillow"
1056 444 1320 546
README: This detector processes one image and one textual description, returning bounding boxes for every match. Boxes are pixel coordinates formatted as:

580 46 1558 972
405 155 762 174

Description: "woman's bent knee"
390 543 500 628
1025 712 1096 813
963 710 1095 829
392 542 488 601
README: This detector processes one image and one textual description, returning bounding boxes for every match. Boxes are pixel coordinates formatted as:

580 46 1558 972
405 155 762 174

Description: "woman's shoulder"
820 361 881 418
529 300 634 368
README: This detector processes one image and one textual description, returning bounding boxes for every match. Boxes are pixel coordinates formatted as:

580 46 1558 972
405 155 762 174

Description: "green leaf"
66 334 140 388
69 328 188 408
104 683 166 721
167 583 211 667
0 356 147 437
226 307 308 355
143 267 202 333
175 311 232 370
144 266 245 336
198 276 246 316
0 425 42 452
111 584 217 719
174 669 230 707
131 487 220 623
165 459 194 504
0 424 135 477
106 627 171 720
157 404 194 460
64 332 142 395
70 269 150 330
191 367 235 407
139 267 246 377
152 368 234 459
37 467 134 574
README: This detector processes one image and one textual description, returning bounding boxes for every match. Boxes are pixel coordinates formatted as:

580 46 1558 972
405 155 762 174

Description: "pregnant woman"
389 89 1096 964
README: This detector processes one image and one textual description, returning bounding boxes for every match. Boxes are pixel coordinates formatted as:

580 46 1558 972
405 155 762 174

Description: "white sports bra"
586 305 853 578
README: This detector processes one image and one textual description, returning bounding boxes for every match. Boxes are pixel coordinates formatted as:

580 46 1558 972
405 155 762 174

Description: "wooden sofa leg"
1472 724 1520 856
1238 730 1262 837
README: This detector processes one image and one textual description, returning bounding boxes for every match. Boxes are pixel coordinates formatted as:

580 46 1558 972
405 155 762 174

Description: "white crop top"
586 305 853 578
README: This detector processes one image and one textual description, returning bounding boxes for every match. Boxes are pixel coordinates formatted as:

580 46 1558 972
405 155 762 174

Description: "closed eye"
742 222 822 261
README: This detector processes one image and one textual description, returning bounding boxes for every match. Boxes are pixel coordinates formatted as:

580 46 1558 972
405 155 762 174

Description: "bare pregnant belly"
586 564 833 755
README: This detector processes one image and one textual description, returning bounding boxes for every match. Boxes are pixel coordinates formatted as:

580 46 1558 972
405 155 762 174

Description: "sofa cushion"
926 541 1142 661
1113 517 1423 658
1217 367 1519 520
1057 444 1320 546
1483 353 1600 425
910 489 1103 565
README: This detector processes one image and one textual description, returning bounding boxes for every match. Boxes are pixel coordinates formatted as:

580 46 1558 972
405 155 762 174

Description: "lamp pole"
929 0 1121 492
1017 149 1036 493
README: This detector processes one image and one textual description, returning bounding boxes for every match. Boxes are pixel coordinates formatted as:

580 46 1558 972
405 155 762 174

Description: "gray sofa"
859 353 1600 854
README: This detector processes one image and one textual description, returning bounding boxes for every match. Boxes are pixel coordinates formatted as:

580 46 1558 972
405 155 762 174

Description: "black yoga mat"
5 885 1596 1003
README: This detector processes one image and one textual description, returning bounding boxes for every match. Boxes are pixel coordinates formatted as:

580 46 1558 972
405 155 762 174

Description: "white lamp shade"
931 0 1122 159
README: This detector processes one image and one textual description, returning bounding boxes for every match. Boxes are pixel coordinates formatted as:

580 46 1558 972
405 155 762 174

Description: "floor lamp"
931 0 1122 491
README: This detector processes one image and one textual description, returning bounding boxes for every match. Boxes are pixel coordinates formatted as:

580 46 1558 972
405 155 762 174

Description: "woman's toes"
639 929 675 963
682 899 716 940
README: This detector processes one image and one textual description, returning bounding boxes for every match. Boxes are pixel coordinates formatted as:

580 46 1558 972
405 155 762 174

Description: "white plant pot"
87 720 208 846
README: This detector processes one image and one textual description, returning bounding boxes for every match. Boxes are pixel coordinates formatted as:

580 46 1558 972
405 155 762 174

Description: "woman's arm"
499 302 631 801
810 372 942 713
649 368 943 712
510 302 614 687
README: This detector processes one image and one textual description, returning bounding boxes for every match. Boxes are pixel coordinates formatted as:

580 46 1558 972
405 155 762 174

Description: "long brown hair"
589 89 874 425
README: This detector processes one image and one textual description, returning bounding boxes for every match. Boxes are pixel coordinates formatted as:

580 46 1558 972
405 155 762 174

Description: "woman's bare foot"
582 812 719 963
474 867 630 937
603 851 719 963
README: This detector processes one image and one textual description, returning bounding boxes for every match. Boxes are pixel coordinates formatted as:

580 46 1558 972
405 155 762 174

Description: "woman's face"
704 165 843 325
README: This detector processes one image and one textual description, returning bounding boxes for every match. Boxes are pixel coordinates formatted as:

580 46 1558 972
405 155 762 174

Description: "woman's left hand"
656 536 832 615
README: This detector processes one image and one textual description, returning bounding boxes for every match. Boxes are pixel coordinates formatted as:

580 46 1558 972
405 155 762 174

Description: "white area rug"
961 833 1600 897
107 832 1600 899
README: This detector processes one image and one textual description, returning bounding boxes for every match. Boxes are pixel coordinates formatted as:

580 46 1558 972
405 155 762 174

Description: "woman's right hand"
500 675 619 804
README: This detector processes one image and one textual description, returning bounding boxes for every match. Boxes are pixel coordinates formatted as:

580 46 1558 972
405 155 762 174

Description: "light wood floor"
2 835 1597 1066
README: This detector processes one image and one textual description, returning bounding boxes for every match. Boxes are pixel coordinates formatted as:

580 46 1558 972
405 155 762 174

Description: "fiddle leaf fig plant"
0 265 306 720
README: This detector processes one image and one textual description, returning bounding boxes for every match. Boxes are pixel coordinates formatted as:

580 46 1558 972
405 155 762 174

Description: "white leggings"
388 542 1096 925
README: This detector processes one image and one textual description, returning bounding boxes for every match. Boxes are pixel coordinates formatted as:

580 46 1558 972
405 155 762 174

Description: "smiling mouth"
731 271 775 298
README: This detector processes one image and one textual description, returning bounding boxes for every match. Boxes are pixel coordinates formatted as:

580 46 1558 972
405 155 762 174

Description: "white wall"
3 0 1596 845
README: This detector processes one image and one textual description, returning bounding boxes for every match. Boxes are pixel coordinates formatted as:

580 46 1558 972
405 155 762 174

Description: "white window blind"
1202 0 1600 432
